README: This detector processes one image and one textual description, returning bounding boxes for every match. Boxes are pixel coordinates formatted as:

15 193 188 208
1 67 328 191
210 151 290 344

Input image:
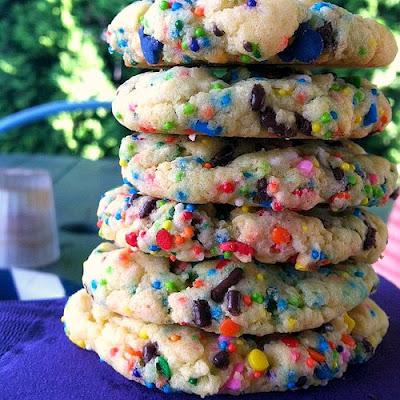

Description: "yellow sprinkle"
312 122 321 133
169 334 181 342
248 349 269 372
342 87 352 96
287 318 297 330
361 198 369 206
72 338 86 349
343 313 356 333
278 88 292 96
295 262 307 271
119 160 128 167
368 38 377 48
340 162 351 172
122 306 131 315
138 329 149 340
241 206 250 213
162 220 173 230
313 159 320 168
256 273 264 281
354 116 362 124
302 224 308 232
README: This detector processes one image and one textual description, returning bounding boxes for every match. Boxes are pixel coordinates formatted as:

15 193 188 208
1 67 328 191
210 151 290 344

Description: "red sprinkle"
341 334 356 348
156 229 174 250
110 347 119 357
96 220 103 229
272 201 284 212
307 348 326 363
220 241 255 256
243 295 252 306
218 181 236 193
193 279 205 288
125 232 138 247
182 211 193 221
281 337 299 348
228 343 237 353
216 260 229 270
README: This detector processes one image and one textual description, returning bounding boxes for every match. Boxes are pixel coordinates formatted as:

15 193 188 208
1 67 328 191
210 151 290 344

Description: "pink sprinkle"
297 159 314 177
369 173 378 184
128 103 137 112
178 296 187 304
291 350 301 362
341 348 351 363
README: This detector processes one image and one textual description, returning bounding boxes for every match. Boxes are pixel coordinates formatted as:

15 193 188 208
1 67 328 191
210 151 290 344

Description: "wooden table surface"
0 154 394 285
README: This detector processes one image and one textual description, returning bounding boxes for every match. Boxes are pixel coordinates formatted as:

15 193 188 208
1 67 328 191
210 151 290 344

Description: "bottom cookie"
63 290 388 397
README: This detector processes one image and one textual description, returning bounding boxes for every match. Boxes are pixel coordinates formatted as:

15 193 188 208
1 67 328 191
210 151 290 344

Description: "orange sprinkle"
165 135 177 143
307 348 325 363
306 357 315 368
271 226 292 245
169 334 181 342
193 279 205 288
341 334 356 348
267 181 279 193
126 346 143 358
174 235 186 245
110 347 119 357
203 162 212 169
169 255 177 262
253 371 263 379
183 226 194 238
220 319 241 337
194 6 205 17
328 340 336 350
200 105 215 120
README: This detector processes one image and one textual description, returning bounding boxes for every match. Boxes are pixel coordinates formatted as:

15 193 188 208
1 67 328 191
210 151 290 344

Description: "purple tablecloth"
1 278 399 400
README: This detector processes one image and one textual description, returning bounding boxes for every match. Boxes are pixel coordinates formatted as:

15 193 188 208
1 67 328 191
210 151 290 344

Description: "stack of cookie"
63 1 399 396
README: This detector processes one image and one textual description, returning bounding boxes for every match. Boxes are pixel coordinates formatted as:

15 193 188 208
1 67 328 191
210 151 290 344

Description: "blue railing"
0 100 112 135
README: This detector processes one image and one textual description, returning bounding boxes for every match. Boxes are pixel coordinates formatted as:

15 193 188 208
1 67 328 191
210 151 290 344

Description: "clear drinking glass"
0 168 60 268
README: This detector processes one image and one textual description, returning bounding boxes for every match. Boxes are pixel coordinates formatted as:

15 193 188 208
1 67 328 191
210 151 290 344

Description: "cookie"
113 67 391 140
119 134 398 211
63 290 388 397
106 0 397 68
82 242 378 336
98 185 387 269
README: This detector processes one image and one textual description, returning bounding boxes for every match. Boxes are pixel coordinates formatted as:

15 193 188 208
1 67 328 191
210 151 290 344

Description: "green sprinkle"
353 90 365 104
347 175 357 185
320 112 332 124
156 356 172 379
105 266 113 274
157 199 167 207
115 112 123 120
260 161 271 174
253 45 261 59
188 378 198 385
223 251 233 259
138 16 144 24
163 121 176 131
175 20 184 31
99 279 107 286
156 141 165 148
160 1 169 10
239 186 250 195
251 292 264 304
358 47 368 56
240 54 251 63
323 131 333 139
164 72 174 80
127 143 136 155
210 246 219 256
364 184 373 197
288 295 303 308
373 186 384 198
211 82 225 90
194 27 206 37
182 41 189 50
211 68 228 79
330 83 342 92
176 171 185 182
183 103 196 115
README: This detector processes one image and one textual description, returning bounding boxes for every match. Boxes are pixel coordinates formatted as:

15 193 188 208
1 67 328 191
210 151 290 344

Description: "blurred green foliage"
0 0 399 161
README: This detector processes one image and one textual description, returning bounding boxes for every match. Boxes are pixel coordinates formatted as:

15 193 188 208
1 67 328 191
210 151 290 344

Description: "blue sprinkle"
129 187 138 195
330 111 338 120
219 92 232 108
363 103 378 126
132 172 140 180
115 211 122 221
190 120 223 136
211 306 223 320
195 157 204 164
216 232 229 243
318 336 329 352
138 27 164 65
132 368 141 378
288 370 296 381
371 88 378 96
190 38 200 52
171 2 182 11
176 191 188 202
149 244 160 251
219 340 228 350
177 159 188 169
278 23 324 63
162 384 172 393
207 268 217 277
311 249 320 260
260 200 272 209
118 28 125 34
91 280 97 290
319 252 327 261
151 280 162 289
353 208 362 217
145 382 155 389
277 298 288 312
199 37 211 48
182 55 193 63
314 363 332 380
243 172 253 178
370 308 377 317
312 2 334 11
354 270 365 278
247 0 257 7
117 39 128 48
287 382 296 390
185 204 196 212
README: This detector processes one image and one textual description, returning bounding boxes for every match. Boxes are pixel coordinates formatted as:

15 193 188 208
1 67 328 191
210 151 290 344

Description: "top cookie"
106 0 397 68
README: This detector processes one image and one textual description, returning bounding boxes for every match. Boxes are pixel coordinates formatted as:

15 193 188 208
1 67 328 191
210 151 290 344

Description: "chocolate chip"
139 198 157 218
250 84 266 111
254 177 272 204
318 323 334 333
192 299 212 327
243 41 253 52
127 193 139 207
390 187 399 200
212 23 225 37
212 350 230 369
336 344 344 353
317 22 336 51
295 113 312 136
296 376 308 388
331 167 345 181
143 342 158 364
260 107 295 137
362 338 374 354
211 268 244 303
210 145 235 167
363 222 377 250
227 290 241 316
